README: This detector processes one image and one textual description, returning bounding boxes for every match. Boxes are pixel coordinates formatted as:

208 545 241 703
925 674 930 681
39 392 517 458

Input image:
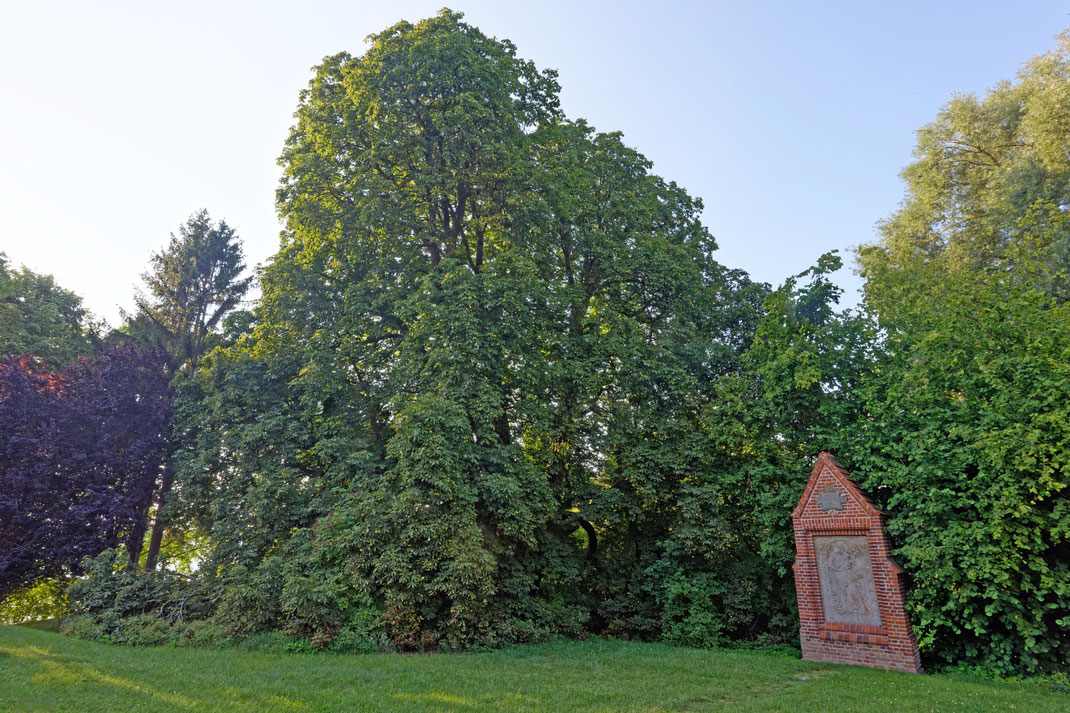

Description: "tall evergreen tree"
129 210 253 377
128 210 253 570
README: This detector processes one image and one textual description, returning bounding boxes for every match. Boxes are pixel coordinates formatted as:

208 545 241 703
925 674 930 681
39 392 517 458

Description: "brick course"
791 452 923 673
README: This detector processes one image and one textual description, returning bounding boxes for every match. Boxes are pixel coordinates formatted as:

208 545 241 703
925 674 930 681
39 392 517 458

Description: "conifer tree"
127 210 252 569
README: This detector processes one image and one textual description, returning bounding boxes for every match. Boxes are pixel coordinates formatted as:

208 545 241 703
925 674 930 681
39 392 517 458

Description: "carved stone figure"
814 536 880 626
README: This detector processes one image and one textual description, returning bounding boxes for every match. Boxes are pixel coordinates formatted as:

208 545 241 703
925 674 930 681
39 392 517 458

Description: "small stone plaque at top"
819 486 843 512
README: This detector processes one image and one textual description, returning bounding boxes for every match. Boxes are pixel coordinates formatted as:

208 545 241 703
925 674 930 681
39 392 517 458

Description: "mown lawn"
0 625 1063 712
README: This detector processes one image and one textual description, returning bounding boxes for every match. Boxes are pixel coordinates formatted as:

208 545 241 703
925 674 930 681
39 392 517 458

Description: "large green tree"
844 252 1070 674
174 9 765 648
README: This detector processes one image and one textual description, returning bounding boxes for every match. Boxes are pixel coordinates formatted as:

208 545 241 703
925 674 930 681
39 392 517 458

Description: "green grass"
0 626 1063 712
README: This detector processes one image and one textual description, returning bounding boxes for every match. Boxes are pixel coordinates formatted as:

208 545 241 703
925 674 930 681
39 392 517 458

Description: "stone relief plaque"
814 535 881 626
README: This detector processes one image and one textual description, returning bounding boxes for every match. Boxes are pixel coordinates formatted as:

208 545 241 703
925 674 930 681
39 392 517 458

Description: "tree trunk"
577 518 598 563
143 464 174 570
125 499 151 568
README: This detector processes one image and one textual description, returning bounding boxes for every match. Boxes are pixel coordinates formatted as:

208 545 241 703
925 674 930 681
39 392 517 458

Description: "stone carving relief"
814 535 881 626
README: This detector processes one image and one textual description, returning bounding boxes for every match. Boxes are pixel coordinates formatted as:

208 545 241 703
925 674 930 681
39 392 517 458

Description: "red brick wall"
792 453 923 673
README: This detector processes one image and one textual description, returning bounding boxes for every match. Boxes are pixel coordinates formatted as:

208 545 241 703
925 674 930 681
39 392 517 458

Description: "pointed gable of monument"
792 452 881 521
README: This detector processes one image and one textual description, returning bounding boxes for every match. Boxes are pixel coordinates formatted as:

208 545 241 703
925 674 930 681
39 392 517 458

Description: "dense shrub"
66 550 214 637
61 612 231 648
59 615 103 641
843 258 1070 674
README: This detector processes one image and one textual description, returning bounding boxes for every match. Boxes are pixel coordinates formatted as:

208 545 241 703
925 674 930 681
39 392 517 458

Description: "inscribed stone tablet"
819 486 843 512
814 536 881 626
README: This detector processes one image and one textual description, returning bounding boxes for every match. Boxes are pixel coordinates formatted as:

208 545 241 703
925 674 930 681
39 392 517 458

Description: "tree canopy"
166 9 767 649
0 254 100 366
122 209 253 571
859 31 1070 300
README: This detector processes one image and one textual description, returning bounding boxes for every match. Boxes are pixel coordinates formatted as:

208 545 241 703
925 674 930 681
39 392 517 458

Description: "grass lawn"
0 625 1064 712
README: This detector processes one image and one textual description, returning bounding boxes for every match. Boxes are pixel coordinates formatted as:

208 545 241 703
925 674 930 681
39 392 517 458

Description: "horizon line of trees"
1 10 1067 676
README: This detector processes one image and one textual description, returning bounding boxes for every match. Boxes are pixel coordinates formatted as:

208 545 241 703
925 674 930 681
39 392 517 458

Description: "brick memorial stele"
791 452 923 673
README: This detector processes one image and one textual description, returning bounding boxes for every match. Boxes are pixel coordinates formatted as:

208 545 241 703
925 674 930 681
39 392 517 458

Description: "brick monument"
791 452 922 673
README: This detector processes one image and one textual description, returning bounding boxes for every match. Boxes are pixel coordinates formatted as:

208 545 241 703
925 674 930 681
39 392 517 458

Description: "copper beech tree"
0 346 172 597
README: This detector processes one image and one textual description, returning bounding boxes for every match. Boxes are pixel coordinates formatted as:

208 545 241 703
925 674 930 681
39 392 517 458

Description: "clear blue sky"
2 1 1068 324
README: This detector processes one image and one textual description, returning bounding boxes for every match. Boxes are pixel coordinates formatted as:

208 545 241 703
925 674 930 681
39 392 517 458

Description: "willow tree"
859 30 1070 298
176 10 762 648
850 30 1070 674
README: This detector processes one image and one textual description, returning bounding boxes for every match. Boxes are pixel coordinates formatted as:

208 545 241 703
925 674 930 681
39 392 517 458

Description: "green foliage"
327 608 390 654
65 11 1070 678
66 550 214 640
60 613 231 648
0 253 100 365
843 254 1070 674
636 253 868 649
176 619 230 647
858 31 1070 296
0 579 68 625
237 630 318 654
59 614 104 641
127 210 253 376
652 565 768 649
848 31 1070 674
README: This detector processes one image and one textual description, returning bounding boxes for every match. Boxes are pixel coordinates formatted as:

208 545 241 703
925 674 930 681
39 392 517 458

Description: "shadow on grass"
0 639 316 712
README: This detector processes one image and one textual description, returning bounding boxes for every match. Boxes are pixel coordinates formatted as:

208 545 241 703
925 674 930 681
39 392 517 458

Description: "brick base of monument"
797 625 922 672
792 453 922 674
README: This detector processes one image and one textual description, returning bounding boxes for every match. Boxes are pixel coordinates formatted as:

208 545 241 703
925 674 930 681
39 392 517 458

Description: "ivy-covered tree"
848 30 1070 674
842 251 1070 675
